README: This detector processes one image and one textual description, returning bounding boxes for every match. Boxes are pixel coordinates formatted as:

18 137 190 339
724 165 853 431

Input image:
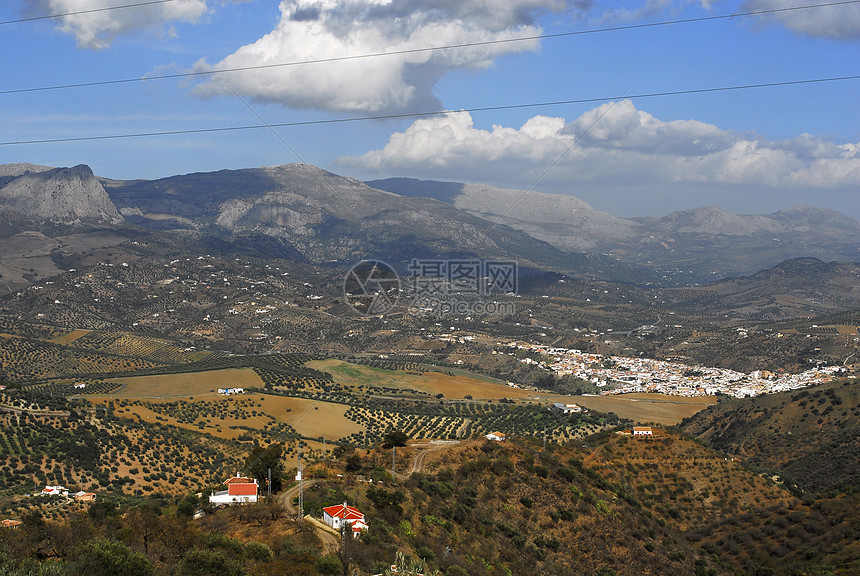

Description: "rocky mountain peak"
0 164 123 225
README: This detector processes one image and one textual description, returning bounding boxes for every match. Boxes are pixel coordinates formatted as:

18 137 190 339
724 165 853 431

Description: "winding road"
276 439 463 553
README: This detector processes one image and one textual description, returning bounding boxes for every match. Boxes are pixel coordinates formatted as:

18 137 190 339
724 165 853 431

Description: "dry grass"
554 393 716 425
97 381 363 443
307 359 534 400
101 368 264 398
52 329 90 344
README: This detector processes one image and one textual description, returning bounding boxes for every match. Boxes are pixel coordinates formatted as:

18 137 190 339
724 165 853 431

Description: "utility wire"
1 0 857 96
0 0 178 26
2 74 857 146
226 82 383 241
478 85 634 239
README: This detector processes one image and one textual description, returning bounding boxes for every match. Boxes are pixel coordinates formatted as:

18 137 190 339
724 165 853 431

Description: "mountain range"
369 177 860 281
1 163 859 288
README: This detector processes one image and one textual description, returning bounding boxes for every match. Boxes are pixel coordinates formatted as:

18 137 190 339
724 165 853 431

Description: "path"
409 440 460 475
277 479 340 554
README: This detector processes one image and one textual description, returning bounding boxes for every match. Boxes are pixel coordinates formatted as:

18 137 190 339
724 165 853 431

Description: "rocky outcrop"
0 164 123 225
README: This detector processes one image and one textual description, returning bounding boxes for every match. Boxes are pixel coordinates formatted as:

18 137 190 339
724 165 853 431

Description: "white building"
209 474 258 505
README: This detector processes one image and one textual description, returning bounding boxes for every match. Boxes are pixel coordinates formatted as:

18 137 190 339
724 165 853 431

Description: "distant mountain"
368 178 860 282
0 164 122 226
103 164 561 265
3 163 858 289
662 257 860 321
366 177 638 251
101 164 654 282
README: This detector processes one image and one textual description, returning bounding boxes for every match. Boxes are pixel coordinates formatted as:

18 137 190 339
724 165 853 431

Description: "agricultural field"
100 367 265 398
100 393 363 444
50 329 90 345
0 333 163 381
307 358 535 400
70 331 211 364
0 394 244 522
556 392 717 425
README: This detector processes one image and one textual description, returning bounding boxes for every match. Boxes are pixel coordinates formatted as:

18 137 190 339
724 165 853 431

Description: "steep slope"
588 427 860 576
104 164 656 282
0 164 122 226
679 379 860 495
323 438 731 576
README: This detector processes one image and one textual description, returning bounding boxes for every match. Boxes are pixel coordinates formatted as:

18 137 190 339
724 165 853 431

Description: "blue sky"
1 0 858 219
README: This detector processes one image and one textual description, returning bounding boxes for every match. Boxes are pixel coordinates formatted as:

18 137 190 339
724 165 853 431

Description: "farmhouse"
74 491 97 502
209 474 258 505
1 520 22 529
632 426 653 437
217 387 245 395
323 502 367 537
553 402 582 414
485 432 506 441
39 485 68 497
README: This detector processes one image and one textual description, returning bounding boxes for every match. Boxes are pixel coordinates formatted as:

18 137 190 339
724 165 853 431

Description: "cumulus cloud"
23 0 208 49
339 100 860 191
741 0 860 40
193 0 573 113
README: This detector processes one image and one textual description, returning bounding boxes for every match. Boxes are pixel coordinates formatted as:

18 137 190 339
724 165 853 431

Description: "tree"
382 431 408 449
244 443 284 493
67 539 154 576
177 494 200 519
178 549 243 576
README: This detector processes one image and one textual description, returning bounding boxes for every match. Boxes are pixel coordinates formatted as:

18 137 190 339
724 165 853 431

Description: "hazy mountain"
3 163 858 287
369 178 860 281
101 163 656 282
366 177 639 251
662 257 860 321
0 164 122 226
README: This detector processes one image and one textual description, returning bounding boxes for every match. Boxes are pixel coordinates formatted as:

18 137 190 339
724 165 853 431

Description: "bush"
68 539 154 576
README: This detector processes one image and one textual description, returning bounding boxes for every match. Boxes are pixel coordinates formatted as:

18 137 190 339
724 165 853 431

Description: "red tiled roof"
323 504 364 521
225 476 256 485
228 483 258 496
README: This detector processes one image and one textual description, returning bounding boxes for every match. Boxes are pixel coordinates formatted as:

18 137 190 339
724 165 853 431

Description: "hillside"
679 379 860 496
1 380 858 575
102 163 623 278
661 258 860 321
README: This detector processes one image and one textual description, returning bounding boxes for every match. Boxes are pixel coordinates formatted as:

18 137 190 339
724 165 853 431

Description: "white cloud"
24 0 208 49
741 0 860 40
339 100 860 191
193 0 573 113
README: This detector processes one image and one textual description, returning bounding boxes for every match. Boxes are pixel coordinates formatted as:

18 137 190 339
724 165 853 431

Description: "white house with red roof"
39 485 69 497
209 474 258 505
323 502 367 537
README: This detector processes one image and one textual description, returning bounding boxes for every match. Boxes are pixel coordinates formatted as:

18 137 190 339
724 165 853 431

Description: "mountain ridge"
1 163 858 287
368 176 860 281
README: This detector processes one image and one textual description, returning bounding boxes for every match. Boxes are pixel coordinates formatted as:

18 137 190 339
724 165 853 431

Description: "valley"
0 162 858 576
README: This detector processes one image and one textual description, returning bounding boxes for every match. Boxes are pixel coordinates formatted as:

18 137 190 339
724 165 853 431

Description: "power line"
0 0 179 26
2 74 857 146
477 84 635 239
2 0 857 96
